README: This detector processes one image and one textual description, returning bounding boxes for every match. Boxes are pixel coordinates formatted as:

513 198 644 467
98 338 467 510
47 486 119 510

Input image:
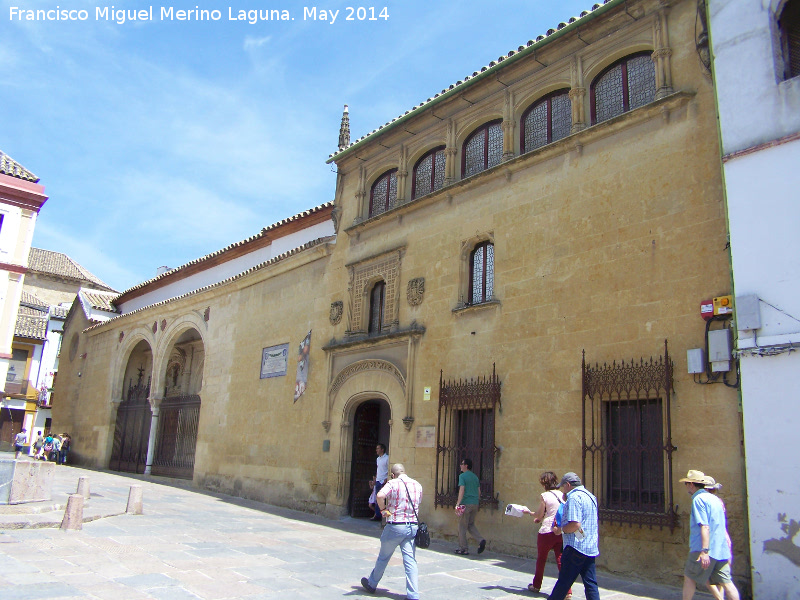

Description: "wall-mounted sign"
423 386 431 401
416 426 435 448
260 343 289 379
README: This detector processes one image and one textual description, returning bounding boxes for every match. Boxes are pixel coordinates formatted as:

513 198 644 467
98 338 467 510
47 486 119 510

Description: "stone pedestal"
0 459 55 505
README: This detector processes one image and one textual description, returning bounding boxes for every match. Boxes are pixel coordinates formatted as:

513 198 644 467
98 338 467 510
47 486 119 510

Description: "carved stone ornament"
152 322 157 334
161 319 167 331
118 331 124 343
407 277 425 306
204 307 210 322
329 301 343 325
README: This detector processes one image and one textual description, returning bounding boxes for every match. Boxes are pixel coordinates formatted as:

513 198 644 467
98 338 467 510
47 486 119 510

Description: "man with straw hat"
679 470 740 600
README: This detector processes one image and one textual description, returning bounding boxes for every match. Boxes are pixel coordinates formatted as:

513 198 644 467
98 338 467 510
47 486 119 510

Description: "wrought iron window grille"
435 364 501 509
581 341 678 530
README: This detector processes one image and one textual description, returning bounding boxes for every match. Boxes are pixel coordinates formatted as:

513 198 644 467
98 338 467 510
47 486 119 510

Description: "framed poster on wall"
260 343 289 379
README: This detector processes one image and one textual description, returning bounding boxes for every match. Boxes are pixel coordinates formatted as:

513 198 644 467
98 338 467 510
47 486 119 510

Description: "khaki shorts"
684 552 732 585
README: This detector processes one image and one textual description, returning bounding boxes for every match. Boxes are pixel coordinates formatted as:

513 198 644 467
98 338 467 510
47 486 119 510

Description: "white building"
708 0 800 597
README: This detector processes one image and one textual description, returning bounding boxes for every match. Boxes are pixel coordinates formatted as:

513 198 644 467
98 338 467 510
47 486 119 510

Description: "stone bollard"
126 485 143 515
60 494 84 530
76 476 90 499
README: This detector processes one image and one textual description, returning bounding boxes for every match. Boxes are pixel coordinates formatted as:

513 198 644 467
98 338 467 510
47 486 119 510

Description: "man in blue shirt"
679 470 740 600
548 472 599 600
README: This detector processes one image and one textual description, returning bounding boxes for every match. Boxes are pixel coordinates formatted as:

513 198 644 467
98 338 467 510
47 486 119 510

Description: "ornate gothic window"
469 241 494 305
462 120 503 178
369 169 398 218
591 53 656 125
368 280 386 334
412 146 446 199
780 0 800 80
521 90 572 153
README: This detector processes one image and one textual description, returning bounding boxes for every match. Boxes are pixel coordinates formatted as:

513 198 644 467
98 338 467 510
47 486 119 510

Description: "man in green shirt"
454 458 487 555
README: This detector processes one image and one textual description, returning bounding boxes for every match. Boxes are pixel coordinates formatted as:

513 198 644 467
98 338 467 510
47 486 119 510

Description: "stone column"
653 6 674 99
502 89 515 161
570 56 587 133
143 398 161 475
396 145 408 205
444 119 457 185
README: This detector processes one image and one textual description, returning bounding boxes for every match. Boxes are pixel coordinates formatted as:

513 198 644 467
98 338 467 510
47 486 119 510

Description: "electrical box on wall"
700 299 714 320
713 295 733 316
687 348 705 374
736 294 761 331
708 328 732 371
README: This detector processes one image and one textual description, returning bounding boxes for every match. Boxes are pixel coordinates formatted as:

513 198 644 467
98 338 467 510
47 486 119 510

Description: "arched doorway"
349 398 391 517
152 327 204 480
109 340 153 473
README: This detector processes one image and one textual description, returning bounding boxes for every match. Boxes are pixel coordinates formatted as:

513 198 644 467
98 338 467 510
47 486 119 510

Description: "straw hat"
703 475 723 490
679 470 707 484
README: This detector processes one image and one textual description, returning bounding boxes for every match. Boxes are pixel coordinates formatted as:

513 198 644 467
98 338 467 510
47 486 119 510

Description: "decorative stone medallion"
407 277 425 306
329 301 343 325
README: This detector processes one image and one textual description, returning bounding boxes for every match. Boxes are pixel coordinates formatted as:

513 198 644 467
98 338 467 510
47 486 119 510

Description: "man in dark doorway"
454 458 486 555
371 442 389 521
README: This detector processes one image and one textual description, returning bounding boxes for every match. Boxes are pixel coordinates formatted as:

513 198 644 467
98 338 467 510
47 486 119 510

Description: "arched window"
368 281 385 334
412 146 446 199
780 0 800 80
469 241 494 305
591 53 656 125
462 120 503 178
521 90 572 153
369 169 398 218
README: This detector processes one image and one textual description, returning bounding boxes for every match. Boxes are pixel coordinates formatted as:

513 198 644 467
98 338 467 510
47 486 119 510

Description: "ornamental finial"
338 104 350 151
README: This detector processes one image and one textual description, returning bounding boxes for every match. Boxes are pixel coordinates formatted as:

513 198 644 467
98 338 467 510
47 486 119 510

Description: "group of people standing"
14 430 71 464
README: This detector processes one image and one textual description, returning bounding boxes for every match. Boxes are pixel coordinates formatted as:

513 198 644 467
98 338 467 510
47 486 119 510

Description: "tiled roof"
0 150 39 183
20 290 48 310
327 0 621 162
15 312 47 340
51 306 69 319
28 248 115 291
115 201 334 300
87 236 335 331
80 289 119 313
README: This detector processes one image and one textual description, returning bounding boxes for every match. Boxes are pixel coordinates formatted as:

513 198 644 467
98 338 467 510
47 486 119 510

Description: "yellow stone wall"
54 0 747 588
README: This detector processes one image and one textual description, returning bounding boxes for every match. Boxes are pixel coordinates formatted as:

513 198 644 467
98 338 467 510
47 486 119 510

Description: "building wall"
54 0 747 589
709 1 800 597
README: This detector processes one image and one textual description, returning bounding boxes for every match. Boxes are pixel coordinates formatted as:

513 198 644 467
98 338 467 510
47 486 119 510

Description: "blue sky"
1 0 591 292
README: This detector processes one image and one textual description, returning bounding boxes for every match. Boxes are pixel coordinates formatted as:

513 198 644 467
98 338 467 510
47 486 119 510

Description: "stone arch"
152 313 207 397
582 44 655 89
111 327 156 402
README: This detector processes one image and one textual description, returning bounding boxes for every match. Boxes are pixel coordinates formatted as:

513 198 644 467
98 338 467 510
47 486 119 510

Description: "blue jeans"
367 523 419 599
547 545 600 600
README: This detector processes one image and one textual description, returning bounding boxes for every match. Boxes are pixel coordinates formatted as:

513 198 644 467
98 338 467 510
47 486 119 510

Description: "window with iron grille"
435 365 501 508
591 53 656 125
369 169 398 218
522 90 572 153
462 120 503 178
469 241 494 305
581 342 678 529
368 280 385 334
780 0 800 80
412 146 446 199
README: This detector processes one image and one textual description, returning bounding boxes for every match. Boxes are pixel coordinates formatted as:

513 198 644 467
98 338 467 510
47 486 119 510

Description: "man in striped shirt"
548 472 600 600
362 463 423 600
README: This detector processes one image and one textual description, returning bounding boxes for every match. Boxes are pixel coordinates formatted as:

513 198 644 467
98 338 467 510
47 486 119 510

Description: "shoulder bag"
401 479 430 549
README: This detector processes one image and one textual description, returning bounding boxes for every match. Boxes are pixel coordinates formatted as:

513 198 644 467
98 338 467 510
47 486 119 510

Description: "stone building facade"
54 0 748 590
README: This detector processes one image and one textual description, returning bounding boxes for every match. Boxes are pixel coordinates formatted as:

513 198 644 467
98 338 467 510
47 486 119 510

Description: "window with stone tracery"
368 280 386 335
462 121 503 178
522 90 572 153
369 169 398 218
469 241 494 305
591 53 656 125
412 146 446 199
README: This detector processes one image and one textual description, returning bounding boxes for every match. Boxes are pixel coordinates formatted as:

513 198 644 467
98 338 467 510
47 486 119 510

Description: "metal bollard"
60 494 84 530
76 476 90 499
126 485 143 515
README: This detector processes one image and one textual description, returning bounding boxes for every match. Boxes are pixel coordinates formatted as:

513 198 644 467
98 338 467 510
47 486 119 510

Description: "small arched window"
591 53 656 125
469 241 494 305
412 146 446 199
462 120 503 178
521 89 572 153
780 0 800 80
369 169 398 218
368 281 386 334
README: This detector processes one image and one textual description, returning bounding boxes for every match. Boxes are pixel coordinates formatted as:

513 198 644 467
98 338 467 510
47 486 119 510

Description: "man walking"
548 472 599 600
679 470 740 600
13 428 27 459
455 458 487 555
361 463 422 600
371 443 389 521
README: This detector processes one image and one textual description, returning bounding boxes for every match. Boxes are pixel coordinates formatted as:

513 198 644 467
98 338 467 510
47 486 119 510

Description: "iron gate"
109 372 152 474
151 394 201 480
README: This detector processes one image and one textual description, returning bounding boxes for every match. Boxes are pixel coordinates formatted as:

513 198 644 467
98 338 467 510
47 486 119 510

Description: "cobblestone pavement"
0 459 706 600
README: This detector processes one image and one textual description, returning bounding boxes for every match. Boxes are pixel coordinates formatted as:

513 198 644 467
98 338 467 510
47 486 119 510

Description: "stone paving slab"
0 458 716 600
